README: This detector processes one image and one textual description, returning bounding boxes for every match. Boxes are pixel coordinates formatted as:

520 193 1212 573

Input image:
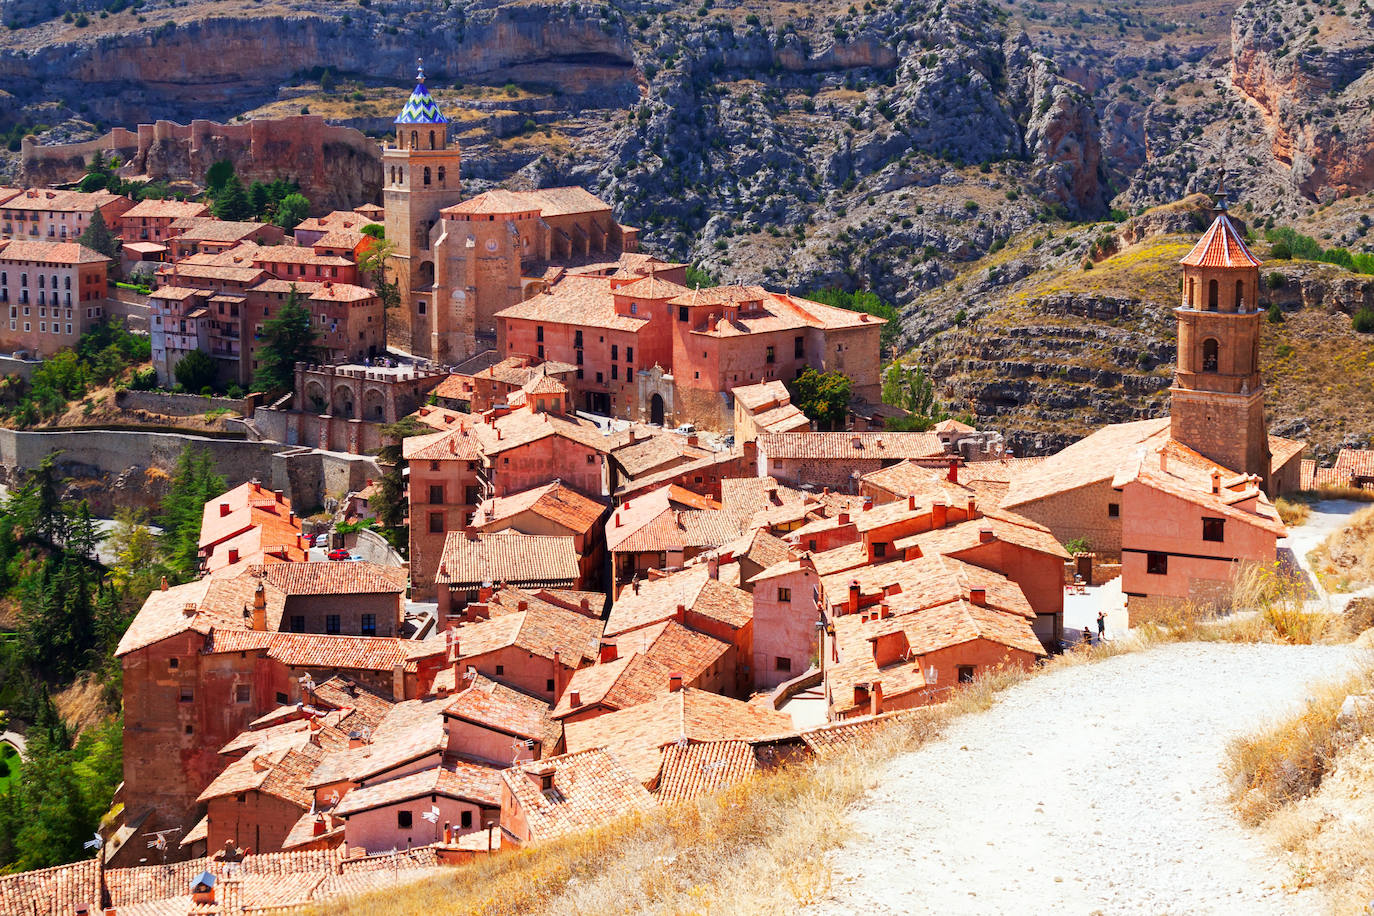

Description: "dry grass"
311 645 1141 916
1225 660 1374 826
1276 497 1312 527
1310 505 1374 593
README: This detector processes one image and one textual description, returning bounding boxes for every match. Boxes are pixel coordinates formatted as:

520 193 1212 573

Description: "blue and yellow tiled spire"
395 58 448 124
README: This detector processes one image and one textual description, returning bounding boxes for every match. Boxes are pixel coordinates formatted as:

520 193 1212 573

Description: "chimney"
879 603 892 619
348 730 366 749
517 599 528 611
978 528 994 544
228 548 240 565
970 587 987 606
966 497 977 517
707 556 719 580
552 649 564 700
947 459 959 483
600 640 618 663
479 582 494 602
687 434 698 447
838 511 850 526
870 680 884 716
932 501 948 528
183 602 198 617
1159 450 1169 472
251 584 267 631
863 496 873 511
160 576 168 591
675 603 686 623
1211 467 1221 494
392 664 406 700
219 502 231 517
847 580 860 614
568 690 582 708
443 822 453 844
614 512 623 528
669 672 684 692
190 872 216 905
312 816 326 837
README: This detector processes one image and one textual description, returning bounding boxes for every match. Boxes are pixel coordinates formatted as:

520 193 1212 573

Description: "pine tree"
76 209 121 261
252 284 320 393
248 181 271 219
212 174 254 222
157 448 226 580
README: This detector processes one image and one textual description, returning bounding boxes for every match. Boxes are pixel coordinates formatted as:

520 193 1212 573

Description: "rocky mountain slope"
0 0 1370 455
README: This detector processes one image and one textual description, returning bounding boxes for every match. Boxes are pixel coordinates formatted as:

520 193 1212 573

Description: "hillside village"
0 55 1372 916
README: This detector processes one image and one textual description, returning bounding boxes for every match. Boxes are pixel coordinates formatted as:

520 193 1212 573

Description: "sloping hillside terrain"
0 0 1370 452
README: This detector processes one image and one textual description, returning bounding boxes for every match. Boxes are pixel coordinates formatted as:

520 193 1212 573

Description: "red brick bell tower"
1169 190 1272 490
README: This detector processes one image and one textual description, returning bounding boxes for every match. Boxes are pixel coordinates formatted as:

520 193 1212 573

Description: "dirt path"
810 643 1354 916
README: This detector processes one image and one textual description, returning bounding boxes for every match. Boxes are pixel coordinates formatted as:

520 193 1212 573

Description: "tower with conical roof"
1169 187 1272 488
383 60 465 355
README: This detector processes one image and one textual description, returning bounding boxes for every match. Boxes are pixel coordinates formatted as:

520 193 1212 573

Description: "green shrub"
1354 308 1374 334
1267 302 1284 323
1266 271 1285 290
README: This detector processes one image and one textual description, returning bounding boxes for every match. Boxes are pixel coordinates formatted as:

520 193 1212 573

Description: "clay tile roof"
314 228 369 250
1333 448 1374 478
500 748 655 842
552 653 674 718
614 619 731 685
608 506 742 555
473 481 606 535
494 275 644 332
796 707 931 757
860 460 976 502
253 561 407 595
563 689 792 785
0 239 110 265
441 188 543 216
667 284 769 307
758 431 946 461
1002 418 1170 508
206 632 421 672
308 697 450 786
731 379 792 412
604 566 752 637
443 675 557 744
172 219 279 242
1179 212 1262 268
197 742 324 808
1300 459 1317 491
1268 435 1306 471
114 577 218 657
654 740 757 804
614 275 692 299
121 199 210 220
451 603 603 666
893 512 1070 563
932 418 976 434
435 530 580 588
522 372 568 396
334 760 503 816
402 425 483 461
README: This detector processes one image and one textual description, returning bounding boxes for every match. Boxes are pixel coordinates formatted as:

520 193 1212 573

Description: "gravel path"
811 643 1356 916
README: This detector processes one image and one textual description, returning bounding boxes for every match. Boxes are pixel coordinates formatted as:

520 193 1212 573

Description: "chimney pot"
669 672 684 692
907 494 916 511
932 502 949 528
870 680 884 715
947 458 959 483
219 502 230 517
978 528 994 543
600 641 618 662
970 587 987 606
838 511 850 525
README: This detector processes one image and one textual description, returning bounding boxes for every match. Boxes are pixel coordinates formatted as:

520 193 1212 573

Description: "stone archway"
304 379 327 414
650 393 665 426
332 383 356 419
362 386 387 422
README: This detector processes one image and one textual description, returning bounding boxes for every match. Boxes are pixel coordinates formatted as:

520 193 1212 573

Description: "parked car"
675 423 696 435
327 548 351 561
314 534 329 549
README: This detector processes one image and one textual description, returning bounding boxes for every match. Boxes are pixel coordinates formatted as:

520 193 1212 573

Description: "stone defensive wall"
115 389 262 419
0 428 378 514
21 116 382 212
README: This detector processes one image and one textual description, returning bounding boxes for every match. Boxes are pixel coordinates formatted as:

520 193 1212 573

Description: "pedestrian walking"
1097 611 1107 639
1081 625 1093 647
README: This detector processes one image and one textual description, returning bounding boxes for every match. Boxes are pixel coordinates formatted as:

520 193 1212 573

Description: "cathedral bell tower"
383 60 464 356
1170 188 1272 490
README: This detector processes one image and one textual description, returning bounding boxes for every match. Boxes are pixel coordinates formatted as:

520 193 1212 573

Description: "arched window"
410 130 418 149
437 166 446 185
1235 279 1244 311
1186 277 1195 307
429 130 436 149
423 167 432 186
1202 338 1219 372
1208 279 1219 310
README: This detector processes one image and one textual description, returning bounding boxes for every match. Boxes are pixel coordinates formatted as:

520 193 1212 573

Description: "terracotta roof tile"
436 531 580 588
654 740 757 804
501 748 655 842
1179 212 1263 268
613 619 732 685
759 431 945 461
121 199 211 220
443 674 557 744
796 708 932 757
334 760 503 816
0 239 111 265
402 425 484 461
605 567 752 637
1334 448 1374 479
1002 418 1171 508
552 653 674 718
253 561 407 596
861 460 976 502
563 689 791 784
449 603 603 666
308 696 450 786
472 481 605 535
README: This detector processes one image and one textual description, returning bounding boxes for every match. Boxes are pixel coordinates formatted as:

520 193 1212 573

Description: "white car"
313 534 329 549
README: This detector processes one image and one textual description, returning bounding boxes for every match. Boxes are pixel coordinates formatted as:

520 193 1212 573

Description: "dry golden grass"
1225 657 1374 826
1310 505 1374 593
311 646 1144 916
1276 497 1313 527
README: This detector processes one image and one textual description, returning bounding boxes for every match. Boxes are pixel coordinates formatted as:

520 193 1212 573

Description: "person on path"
1097 611 1107 639
1081 626 1093 647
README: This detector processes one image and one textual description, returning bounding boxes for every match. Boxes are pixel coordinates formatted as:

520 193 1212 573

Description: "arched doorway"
649 393 665 426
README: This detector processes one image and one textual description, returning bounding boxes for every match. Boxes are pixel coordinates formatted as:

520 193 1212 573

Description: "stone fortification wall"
115 389 261 419
22 117 382 214
0 428 377 515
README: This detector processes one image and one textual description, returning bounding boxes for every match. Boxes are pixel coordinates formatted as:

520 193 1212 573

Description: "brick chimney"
978 528 994 544
947 458 959 483
870 680 883 716
838 511 850 526
600 640 618 663
219 502 230 517
863 496 873 511
1211 467 1221 494
568 690 582 708
479 582 494 602
251 584 267 631
847 580 860 614
969 587 987 606
707 556 719 580
932 501 948 528
907 494 917 510
675 603 686 623
392 664 406 700
669 672 684 692
228 548 240 565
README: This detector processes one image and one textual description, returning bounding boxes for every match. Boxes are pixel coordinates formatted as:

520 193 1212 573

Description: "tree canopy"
156 448 226 580
76 208 121 263
173 349 217 393
787 368 852 430
252 285 320 393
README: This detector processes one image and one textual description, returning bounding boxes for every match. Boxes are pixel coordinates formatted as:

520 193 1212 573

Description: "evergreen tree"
248 181 271 219
173 349 217 392
76 209 121 261
212 174 254 222
206 159 235 195
252 285 320 393
274 192 310 231
157 448 226 580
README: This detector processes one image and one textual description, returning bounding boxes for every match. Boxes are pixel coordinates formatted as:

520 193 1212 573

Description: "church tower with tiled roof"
383 61 465 356
1169 188 1272 488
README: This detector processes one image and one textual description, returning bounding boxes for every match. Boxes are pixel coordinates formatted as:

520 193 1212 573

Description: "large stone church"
382 65 639 362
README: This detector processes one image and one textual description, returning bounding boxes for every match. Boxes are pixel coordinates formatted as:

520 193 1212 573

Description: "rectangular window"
536 325 544 342
1108 503 1120 518
958 665 976 684
276 692 289 705
777 587 791 603
461 810 473 829
537 344 544 360
626 346 633 362
179 687 194 703
429 484 444 504
169 657 179 669
766 345 775 363
1202 517 1225 543
234 684 251 704
611 364 618 381
398 810 412 829
873 542 887 558
495 665 504 675
794 336 804 359
289 615 305 633
545 678 555 693
1146 552 1168 575
464 485 480 505
429 511 445 534
574 330 583 347
326 614 341 635
775 656 792 673
678 305 688 322
361 614 377 637
611 344 618 360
